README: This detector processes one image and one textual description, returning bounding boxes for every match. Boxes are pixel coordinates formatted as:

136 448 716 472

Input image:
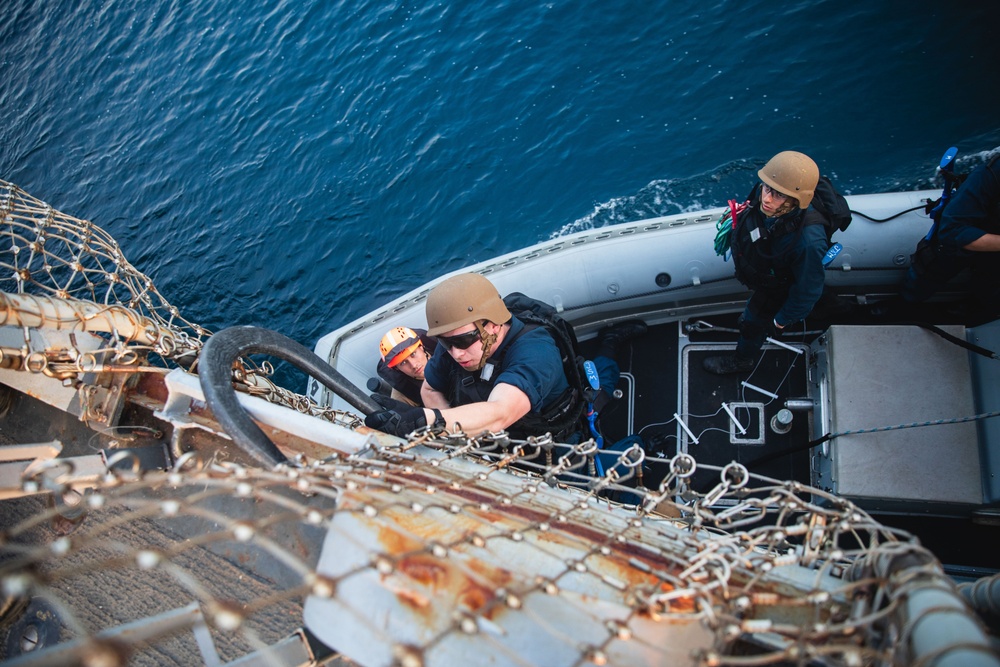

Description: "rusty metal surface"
2 361 995 666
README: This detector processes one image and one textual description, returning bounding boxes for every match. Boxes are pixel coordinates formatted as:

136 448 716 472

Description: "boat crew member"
364 272 645 439
704 151 827 374
901 154 1000 324
374 326 436 406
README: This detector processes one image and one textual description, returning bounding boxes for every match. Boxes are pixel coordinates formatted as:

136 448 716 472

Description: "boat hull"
312 190 937 412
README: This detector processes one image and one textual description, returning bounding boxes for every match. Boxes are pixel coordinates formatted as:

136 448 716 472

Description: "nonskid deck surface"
681 345 811 490
583 316 814 495
584 289 984 481
582 301 1000 572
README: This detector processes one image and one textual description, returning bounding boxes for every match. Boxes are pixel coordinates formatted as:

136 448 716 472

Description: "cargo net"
2 431 984 667
0 179 352 425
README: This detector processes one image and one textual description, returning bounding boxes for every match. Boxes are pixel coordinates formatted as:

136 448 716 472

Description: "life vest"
731 183 842 291
447 360 581 441
940 154 1000 235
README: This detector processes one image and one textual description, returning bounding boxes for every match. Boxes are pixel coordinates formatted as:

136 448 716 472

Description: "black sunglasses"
436 329 482 351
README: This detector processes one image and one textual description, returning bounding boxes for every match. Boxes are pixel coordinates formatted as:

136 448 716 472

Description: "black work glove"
364 394 427 436
368 393 411 413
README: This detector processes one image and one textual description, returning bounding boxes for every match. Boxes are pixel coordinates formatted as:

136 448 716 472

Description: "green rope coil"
714 209 733 258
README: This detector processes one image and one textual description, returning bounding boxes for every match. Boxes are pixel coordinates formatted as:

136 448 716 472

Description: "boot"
702 354 755 375
596 320 648 358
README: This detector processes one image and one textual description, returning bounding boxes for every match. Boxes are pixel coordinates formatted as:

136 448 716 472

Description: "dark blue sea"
3 0 999 388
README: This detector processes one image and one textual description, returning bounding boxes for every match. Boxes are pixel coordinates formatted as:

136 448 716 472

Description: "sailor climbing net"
2 428 983 667
0 179 352 425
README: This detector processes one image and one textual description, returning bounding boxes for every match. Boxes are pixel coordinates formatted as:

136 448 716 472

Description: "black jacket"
731 189 828 325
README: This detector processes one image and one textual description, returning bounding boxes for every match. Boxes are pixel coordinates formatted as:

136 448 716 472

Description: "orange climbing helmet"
379 327 422 368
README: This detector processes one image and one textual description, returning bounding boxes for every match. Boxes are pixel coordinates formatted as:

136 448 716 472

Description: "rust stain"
657 587 697 614
384 468 672 562
379 469 706 589
394 553 500 615
398 556 448 588
460 584 491 613
394 587 431 609
374 531 509 617
373 506 481 545
376 522 432 556
360 471 783 618
134 372 168 403
465 557 513 589
462 558 510 615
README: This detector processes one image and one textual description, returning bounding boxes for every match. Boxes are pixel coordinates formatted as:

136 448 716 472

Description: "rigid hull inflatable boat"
312 188 1000 536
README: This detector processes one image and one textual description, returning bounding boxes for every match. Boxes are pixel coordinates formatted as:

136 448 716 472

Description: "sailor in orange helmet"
375 326 436 406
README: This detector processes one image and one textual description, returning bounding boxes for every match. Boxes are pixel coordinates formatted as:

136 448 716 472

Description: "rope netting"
1 433 946 667
0 179 355 426
0 180 207 348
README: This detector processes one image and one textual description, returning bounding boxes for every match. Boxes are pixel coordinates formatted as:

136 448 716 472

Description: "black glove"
369 393 411 413
364 396 428 437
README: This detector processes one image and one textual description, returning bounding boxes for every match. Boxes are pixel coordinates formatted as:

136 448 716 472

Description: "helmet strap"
776 199 798 216
473 320 498 371
759 197 798 218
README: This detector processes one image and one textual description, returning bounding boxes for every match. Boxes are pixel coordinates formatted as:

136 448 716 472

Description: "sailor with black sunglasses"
365 273 577 440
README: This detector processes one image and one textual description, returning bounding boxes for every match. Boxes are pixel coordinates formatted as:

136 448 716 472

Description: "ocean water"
2 0 999 388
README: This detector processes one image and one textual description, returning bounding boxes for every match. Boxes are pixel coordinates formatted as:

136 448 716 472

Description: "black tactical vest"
732 200 826 292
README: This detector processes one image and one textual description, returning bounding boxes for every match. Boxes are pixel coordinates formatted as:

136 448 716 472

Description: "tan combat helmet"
758 151 820 209
425 273 511 337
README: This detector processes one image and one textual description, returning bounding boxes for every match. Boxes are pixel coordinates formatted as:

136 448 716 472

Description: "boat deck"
586 315 814 492
581 298 1000 572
